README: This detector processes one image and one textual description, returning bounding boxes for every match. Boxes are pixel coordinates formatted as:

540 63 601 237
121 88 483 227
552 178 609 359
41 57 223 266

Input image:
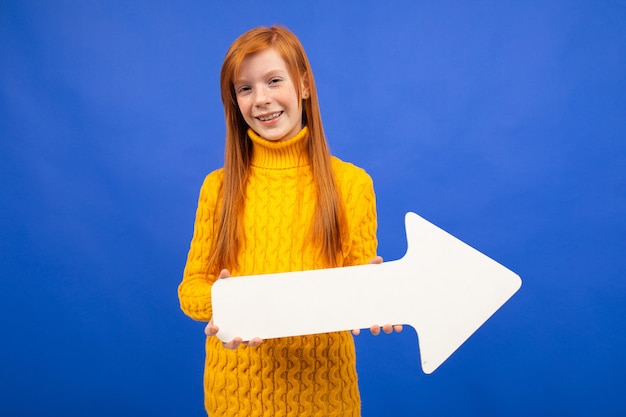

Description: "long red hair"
209 26 346 272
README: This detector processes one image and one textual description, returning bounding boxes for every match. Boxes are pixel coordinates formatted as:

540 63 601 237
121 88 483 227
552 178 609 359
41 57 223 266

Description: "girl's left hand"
352 323 404 336
351 256 404 336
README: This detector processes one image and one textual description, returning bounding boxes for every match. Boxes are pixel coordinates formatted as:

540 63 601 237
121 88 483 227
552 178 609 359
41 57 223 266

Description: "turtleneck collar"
248 126 310 169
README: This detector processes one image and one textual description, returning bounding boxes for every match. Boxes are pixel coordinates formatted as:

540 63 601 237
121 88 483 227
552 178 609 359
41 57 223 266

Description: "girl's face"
234 48 307 142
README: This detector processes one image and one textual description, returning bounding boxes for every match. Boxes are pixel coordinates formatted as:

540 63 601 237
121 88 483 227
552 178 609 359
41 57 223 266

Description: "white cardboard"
212 212 522 374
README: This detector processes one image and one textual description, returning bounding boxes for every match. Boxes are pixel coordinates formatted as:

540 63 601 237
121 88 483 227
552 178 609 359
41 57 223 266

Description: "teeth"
258 112 281 121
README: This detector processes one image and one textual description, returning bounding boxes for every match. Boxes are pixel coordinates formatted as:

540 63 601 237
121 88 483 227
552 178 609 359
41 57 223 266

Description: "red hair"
209 26 346 272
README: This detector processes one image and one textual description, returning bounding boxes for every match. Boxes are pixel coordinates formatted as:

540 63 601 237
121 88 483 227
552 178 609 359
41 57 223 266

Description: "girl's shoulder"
202 167 225 185
330 156 373 186
197 167 225 201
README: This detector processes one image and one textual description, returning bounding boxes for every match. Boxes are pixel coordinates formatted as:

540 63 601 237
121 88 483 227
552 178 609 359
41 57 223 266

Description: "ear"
300 73 310 99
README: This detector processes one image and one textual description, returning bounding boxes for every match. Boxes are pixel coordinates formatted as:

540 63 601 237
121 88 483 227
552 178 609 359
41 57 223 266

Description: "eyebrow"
235 69 288 85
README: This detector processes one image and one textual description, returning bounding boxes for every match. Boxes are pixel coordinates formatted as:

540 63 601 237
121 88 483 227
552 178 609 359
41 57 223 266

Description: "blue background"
2 1 625 416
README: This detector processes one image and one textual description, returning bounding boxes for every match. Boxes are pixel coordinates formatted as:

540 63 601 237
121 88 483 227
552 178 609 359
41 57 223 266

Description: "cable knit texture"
179 127 377 417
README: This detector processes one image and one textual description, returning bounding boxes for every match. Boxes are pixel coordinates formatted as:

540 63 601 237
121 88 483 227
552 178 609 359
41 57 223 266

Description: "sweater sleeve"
178 170 223 322
334 159 378 267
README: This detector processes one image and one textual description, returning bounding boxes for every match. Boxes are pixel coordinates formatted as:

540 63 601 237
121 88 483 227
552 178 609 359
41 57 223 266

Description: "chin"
257 130 287 142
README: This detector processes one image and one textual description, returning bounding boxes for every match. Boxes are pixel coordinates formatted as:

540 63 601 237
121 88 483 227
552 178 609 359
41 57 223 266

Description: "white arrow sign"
212 212 521 374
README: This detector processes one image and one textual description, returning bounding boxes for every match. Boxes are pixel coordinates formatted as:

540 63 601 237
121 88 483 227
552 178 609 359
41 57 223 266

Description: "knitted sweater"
178 127 377 417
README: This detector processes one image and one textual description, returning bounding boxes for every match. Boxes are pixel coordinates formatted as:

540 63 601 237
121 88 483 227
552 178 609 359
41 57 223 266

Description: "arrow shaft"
212 260 406 342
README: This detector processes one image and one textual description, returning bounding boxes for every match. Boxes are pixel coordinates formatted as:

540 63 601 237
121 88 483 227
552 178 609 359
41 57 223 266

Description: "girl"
178 25 401 417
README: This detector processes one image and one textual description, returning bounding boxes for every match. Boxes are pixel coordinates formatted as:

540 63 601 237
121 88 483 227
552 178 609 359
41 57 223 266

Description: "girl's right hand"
205 269 264 349
351 256 404 336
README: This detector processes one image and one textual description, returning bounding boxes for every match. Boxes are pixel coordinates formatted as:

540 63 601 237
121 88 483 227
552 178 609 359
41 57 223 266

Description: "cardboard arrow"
212 212 521 374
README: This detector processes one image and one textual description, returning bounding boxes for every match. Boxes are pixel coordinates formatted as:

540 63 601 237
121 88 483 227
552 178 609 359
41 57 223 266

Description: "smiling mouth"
257 111 282 122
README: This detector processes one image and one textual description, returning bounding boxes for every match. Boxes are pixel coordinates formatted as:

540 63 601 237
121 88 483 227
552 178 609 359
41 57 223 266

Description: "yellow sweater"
179 127 377 416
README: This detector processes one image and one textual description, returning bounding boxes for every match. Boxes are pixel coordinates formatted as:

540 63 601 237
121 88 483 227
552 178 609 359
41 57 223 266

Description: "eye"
269 77 282 85
236 85 251 95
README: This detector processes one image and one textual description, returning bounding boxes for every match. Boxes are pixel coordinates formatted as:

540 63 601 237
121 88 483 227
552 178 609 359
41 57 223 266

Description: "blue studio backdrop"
1 1 625 416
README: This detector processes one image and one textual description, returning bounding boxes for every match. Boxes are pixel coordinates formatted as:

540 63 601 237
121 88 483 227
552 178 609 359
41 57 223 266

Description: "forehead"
235 48 291 81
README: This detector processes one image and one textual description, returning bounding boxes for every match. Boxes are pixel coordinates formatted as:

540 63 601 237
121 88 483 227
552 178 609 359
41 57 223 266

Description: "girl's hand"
352 256 404 336
356 323 404 336
205 269 264 349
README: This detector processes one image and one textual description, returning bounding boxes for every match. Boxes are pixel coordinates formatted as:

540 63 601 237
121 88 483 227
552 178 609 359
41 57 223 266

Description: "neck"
248 127 309 169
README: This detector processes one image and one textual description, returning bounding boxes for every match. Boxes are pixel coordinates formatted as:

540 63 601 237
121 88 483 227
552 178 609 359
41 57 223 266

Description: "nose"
253 86 271 106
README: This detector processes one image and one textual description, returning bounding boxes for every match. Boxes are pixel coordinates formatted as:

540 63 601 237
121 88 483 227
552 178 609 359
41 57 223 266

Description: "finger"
244 337 264 347
205 324 219 337
393 325 404 333
382 324 393 334
218 269 230 279
205 319 219 337
352 329 361 336
370 324 381 336
368 256 383 265
223 337 243 350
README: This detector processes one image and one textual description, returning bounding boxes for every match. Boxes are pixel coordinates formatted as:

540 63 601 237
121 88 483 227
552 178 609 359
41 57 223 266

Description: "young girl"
178 25 401 417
